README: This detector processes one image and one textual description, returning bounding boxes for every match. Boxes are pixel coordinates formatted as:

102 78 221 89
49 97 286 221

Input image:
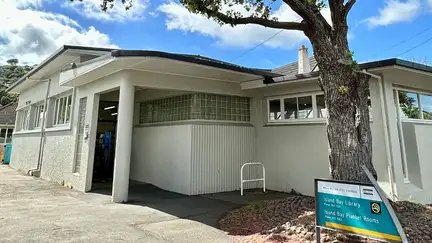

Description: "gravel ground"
219 194 432 243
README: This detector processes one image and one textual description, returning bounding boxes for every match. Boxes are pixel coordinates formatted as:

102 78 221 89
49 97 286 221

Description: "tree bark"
306 29 378 183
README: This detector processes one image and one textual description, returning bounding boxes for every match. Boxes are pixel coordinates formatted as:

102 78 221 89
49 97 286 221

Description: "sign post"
315 166 408 243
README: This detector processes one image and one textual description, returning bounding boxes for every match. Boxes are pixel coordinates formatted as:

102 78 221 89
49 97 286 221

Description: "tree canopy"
0 59 33 106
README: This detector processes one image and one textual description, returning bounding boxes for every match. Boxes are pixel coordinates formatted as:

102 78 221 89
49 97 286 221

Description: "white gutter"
362 70 397 199
271 75 318 84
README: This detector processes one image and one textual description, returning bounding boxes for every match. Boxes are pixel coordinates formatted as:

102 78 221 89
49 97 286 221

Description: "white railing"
240 162 266 196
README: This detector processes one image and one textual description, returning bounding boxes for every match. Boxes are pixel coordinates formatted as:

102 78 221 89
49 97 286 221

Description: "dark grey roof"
7 46 280 92
0 102 17 125
265 57 432 84
272 56 318 76
359 58 432 73
111 50 280 78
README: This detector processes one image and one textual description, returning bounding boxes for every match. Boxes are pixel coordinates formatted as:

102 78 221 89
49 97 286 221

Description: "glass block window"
139 93 250 123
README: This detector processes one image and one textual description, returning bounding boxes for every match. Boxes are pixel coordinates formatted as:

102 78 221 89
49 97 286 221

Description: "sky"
0 0 432 69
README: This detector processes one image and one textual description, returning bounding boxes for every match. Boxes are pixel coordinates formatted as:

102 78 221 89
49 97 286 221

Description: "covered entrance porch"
60 51 275 202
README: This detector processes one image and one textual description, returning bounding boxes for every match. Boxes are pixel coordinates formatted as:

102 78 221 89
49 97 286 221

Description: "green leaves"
71 0 133 11
0 59 32 106
305 0 326 10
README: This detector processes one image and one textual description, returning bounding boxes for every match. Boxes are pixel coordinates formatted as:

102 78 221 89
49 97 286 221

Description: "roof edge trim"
6 45 115 93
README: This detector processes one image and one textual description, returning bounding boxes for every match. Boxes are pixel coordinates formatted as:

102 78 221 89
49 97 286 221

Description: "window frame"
266 91 325 124
53 93 73 126
395 87 432 123
18 108 30 131
33 103 45 129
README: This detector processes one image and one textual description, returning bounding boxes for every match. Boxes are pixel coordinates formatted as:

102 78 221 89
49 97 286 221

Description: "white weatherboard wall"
130 124 257 195
190 124 256 194
130 89 257 195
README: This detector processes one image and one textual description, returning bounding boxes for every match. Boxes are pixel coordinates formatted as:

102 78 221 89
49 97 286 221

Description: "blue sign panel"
315 179 405 242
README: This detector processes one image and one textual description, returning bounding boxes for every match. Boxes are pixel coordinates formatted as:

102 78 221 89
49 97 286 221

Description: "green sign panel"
315 176 408 242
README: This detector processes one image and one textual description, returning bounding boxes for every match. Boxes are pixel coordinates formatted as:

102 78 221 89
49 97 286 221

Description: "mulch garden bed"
219 194 432 243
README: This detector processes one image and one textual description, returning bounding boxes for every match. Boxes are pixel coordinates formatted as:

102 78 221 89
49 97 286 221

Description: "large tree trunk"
306 30 378 183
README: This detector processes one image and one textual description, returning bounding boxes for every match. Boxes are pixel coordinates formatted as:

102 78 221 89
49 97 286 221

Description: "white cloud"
366 0 421 27
14 0 44 8
63 0 148 22
0 0 116 64
158 2 318 49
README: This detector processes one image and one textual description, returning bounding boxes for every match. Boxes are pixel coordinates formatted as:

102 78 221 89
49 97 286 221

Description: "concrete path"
0 166 233 243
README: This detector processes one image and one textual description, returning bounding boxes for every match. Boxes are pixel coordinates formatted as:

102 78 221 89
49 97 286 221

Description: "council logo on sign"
371 202 381 215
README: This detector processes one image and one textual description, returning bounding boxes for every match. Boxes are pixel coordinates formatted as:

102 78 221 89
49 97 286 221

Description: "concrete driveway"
0 165 288 243
0 165 234 243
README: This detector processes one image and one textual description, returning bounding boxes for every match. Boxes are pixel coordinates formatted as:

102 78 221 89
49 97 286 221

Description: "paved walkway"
0 165 289 243
0 166 233 243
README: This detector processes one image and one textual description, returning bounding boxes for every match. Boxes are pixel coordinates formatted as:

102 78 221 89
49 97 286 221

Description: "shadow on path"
90 181 290 228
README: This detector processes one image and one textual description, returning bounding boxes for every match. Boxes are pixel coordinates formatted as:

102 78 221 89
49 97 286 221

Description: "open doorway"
91 90 119 192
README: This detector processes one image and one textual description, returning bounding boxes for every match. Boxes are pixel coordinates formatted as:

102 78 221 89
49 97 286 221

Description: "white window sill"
266 119 326 126
45 125 71 133
401 119 432 125
13 129 42 135
137 119 252 127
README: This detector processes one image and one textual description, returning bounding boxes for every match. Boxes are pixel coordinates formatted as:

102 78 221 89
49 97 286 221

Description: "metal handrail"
240 162 265 196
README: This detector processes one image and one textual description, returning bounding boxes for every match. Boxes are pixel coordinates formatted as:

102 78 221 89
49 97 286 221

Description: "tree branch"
212 11 306 31
344 0 356 16
282 0 332 34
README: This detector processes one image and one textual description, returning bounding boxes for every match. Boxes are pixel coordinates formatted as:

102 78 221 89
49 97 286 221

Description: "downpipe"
27 78 51 177
362 70 397 200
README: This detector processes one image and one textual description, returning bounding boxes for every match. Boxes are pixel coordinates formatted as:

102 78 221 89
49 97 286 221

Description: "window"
316 95 327 118
53 94 72 125
269 99 282 120
267 93 321 122
5 128 13 143
139 93 250 123
421 94 432 120
18 109 30 131
0 128 13 143
33 104 44 128
396 90 432 120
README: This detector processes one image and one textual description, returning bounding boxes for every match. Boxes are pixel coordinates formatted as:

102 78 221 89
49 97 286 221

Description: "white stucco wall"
409 124 432 203
396 121 432 203
378 69 432 203
9 134 40 172
10 69 124 191
10 71 86 189
250 78 390 196
401 122 422 188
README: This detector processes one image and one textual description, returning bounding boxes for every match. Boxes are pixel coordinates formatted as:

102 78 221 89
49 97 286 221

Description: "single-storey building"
7 45 432 204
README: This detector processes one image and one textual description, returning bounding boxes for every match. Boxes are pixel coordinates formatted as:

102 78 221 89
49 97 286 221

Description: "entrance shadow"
91 180 290 228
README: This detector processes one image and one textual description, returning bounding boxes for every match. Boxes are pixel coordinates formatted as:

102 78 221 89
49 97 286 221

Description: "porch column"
112 80 135 203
